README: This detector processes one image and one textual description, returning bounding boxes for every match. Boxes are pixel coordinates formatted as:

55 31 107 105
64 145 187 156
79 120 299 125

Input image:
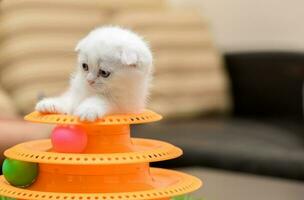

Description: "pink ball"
51 125 87 153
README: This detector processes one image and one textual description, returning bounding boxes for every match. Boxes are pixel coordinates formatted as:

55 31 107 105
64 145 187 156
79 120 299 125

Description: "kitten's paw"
74 104 106 122
35 98 69 114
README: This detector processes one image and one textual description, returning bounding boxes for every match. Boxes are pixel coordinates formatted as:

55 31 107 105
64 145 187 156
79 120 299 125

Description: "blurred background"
0 0 303 199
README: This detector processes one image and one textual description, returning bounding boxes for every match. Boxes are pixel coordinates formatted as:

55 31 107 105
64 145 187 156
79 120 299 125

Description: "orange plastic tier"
4 139 182 165
25 110 162 125
5 123 180 156
0 168 202 200
24 113 166 154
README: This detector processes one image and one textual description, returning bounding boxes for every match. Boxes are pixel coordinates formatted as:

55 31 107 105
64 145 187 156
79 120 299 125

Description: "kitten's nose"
87 80 95 85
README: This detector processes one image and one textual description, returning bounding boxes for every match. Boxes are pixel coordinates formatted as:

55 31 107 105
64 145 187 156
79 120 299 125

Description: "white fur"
36 26 153 121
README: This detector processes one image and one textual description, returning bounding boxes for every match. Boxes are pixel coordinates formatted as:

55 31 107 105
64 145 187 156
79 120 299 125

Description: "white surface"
169 0 304 52
180 167 304 200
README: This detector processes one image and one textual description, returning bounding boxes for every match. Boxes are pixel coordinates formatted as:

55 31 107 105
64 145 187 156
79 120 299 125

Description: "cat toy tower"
0 110 202 200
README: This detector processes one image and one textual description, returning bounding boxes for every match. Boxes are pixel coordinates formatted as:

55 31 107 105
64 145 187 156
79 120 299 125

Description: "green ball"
0 196 16 200
2 159 38 187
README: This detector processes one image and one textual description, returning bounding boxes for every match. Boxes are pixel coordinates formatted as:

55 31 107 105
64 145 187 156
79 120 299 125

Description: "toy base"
0 168 202 200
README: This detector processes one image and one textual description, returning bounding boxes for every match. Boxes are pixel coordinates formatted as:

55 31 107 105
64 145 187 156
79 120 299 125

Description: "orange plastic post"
80 124 134 153
29 163 156 193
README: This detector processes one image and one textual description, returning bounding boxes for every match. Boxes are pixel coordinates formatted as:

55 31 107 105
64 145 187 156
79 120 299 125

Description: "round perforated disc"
0 168 202 200
4 139 182 165
25 110 162 125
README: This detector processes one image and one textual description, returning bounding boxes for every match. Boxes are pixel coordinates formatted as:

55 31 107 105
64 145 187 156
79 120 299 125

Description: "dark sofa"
133 52 304 180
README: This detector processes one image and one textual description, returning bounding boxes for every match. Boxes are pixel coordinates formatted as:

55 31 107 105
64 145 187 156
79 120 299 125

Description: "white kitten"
36 26 153 121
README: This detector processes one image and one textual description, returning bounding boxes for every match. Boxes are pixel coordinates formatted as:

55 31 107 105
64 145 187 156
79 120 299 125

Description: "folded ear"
121 49 138 67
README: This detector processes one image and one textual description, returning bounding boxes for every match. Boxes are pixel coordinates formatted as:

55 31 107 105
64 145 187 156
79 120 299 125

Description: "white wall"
169 0 304 53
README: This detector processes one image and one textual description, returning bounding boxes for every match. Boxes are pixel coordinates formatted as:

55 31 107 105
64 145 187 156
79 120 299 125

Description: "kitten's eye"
99 69 111 78
82 63 89 71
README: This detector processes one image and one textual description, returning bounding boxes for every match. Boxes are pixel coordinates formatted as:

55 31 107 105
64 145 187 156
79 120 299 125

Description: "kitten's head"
75 26 153 94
